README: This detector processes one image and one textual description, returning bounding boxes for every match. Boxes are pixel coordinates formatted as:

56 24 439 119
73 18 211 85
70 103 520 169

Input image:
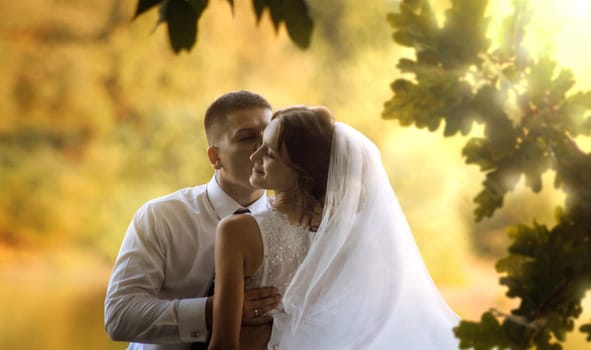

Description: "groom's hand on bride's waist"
242 286 281 326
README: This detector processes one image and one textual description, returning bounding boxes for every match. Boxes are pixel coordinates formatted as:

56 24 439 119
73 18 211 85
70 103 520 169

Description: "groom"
105 90 280 350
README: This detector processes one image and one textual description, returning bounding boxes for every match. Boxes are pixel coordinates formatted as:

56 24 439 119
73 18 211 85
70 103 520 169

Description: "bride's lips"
252 167 264 175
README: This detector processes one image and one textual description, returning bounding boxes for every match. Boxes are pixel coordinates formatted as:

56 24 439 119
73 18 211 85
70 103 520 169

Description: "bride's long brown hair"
271 106 335 228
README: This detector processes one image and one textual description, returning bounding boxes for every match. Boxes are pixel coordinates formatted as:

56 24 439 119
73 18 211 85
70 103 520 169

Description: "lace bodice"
247 209 314 298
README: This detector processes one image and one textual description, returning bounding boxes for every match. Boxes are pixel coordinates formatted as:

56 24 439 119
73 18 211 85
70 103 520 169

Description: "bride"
208 106 460 350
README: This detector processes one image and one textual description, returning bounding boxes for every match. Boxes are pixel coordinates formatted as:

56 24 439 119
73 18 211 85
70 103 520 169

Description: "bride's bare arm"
208 215 263 350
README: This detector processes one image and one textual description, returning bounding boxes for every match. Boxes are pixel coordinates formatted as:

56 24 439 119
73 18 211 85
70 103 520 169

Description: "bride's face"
249 119 298 191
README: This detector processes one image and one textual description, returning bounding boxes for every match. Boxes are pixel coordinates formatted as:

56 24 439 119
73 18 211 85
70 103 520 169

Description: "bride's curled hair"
271 106 335 223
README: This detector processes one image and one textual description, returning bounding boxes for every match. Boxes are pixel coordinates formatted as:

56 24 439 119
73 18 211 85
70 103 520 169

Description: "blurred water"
0 260 588 350
0 264 125 350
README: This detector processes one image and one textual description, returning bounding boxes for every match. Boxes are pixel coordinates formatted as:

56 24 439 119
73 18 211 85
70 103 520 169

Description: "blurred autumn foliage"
0 1 210 258
1 0 590 349
0 0 398 261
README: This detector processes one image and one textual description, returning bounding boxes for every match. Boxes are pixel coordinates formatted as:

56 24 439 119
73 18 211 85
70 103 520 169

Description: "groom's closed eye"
235 132 259 143
240 135 257 142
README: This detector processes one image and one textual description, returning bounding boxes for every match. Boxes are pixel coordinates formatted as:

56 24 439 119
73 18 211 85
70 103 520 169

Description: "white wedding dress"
245 209 314 350
250 123 460 350
246 209 314 299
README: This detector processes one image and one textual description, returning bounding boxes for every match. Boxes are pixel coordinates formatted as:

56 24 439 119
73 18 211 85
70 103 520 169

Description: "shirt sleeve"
178 298 209 342
104 203 210 344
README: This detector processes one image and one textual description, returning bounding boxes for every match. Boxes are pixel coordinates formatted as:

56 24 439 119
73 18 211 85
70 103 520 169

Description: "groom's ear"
207 146 222 169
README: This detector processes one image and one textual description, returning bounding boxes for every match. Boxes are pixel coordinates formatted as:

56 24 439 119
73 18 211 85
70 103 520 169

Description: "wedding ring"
254 308 260 316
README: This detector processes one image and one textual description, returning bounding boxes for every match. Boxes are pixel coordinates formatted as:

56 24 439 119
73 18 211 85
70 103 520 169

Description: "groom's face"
213 107 271 191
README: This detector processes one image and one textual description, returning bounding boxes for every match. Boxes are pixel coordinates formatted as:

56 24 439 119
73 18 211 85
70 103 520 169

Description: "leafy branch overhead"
384 0 591 349
134 0 314 53
384 0 591 220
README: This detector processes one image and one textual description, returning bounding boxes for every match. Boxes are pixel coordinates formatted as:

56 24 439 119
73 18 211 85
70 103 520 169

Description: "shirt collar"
206 176 268 219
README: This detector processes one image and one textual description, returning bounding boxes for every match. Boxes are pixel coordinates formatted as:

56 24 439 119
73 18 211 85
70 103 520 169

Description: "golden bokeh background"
1 0 590 349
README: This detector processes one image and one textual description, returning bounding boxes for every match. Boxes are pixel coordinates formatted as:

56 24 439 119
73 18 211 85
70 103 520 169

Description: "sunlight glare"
529 0 591 88
486 0 591 89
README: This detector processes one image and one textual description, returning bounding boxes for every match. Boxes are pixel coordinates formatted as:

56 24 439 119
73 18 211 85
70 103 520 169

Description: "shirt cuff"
178 297 209 343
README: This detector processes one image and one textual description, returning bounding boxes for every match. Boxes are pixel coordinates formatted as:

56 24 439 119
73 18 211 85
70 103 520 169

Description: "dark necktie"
191 208 251 349
233 207 251 214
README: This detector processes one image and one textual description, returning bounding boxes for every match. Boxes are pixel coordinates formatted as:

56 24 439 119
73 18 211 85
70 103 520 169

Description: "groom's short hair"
204 90 271 144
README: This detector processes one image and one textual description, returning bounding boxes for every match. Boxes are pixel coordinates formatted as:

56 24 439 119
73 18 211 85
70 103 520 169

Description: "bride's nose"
250 145 263 162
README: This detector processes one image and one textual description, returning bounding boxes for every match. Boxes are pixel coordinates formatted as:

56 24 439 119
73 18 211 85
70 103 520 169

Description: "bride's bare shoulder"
217 214 264 274
218 214 259 238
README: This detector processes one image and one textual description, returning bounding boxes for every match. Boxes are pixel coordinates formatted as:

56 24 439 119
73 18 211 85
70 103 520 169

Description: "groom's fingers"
244 287 281 309
244 286 280 300
242 286 282 321
242 295 281 319
248 294 281 310
242 315 273 326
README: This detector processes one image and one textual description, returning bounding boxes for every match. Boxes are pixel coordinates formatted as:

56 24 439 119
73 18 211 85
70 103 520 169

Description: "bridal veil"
274 122 460 349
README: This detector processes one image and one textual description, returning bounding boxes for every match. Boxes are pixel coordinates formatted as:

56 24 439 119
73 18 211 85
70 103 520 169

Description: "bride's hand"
242 286 281 325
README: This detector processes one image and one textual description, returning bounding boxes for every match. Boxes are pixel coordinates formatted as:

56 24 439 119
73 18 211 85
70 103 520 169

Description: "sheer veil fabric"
274 123 460 349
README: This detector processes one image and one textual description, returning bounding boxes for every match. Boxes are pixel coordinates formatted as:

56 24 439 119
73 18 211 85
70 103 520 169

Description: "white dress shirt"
105 176 268 350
